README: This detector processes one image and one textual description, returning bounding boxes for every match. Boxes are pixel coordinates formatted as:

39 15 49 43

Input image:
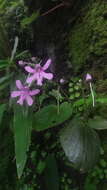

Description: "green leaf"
84 181 97 190
0 80 11 90
75 92 80 98
0 73 13 84
88 116 107 130
21 12 39 28
33 102 73 131
0 104 6 124
0 60 10 69
36 160 46 174
14 106 32 178
96 97 107 104
44 154 59 190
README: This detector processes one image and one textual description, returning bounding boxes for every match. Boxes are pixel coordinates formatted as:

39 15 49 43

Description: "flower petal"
18 60 24 65
25 66 35 73
16 80 23 89
29 89 40 96
36 76 43 86
42 59 52 70
42 72 53 80
17 95 24 105
11 91 21 97
26 95 33 106
86 73 92 81
26 74 37 84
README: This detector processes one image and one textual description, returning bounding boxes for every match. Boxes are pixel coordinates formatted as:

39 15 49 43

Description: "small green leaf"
14 106 32 178
69 82 73 87
33 102 73 131
21 12 39 28
75 92 80 98
74 85 79 90
100 159 107 168
88 116 107 130
69 88 74 92
36 160 46 174
69 95 75 100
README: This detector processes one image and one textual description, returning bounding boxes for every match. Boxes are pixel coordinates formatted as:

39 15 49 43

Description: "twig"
41 1 70 17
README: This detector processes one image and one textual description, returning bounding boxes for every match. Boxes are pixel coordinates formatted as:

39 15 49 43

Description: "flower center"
21 87 29 96
35 64 43 73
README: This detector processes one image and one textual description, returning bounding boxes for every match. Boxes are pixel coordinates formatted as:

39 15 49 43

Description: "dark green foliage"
60 118 100 171
44 154 59 190
69 0 107 72
0 112 17 190
0 104 6 123
88 116 107 130
33 102 73 131
14 106 32 178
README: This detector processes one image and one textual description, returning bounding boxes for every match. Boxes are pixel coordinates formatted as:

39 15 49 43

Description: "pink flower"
60 78 65 84
11 80 40 106
24 59 53 86
18 60 26 66
85 73 92 82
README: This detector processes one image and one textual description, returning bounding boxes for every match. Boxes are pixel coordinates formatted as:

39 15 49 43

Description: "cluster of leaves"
84 155 107 190
68 77 82 100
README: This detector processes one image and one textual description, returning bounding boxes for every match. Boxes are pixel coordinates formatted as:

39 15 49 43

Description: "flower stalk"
89 82 95 107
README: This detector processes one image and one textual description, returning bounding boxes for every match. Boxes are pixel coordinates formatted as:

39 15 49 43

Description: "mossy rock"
69 0 107 72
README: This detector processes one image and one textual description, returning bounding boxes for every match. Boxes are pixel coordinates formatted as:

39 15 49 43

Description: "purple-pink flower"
60 78 65 84
11 80 40 106
85 73 92 82
18 60 27 66
24 59 53 86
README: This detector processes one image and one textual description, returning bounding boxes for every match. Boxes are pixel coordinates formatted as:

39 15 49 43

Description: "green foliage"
84 177 97 190
68 78 82 101
36 160 46 175
0 111 17 190
84 158 107 190
60 118 100 171
21 12 39 28
44 154 59 190
0 22 11 58
88 116 107 130
0 59 11 69
69 1 107 71
33 102 73 131
13 106 32 178
0 104 6 124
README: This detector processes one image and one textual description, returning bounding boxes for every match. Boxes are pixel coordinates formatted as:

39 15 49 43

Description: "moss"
69 0 107 72
96 79 107 94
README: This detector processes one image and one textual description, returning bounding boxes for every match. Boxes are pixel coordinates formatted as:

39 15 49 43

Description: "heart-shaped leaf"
33 102 73 131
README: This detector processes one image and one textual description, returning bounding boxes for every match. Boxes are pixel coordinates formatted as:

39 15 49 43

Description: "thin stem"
57 86 60 114
41 2 65 17
10 36 19 62
89 82 95 107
